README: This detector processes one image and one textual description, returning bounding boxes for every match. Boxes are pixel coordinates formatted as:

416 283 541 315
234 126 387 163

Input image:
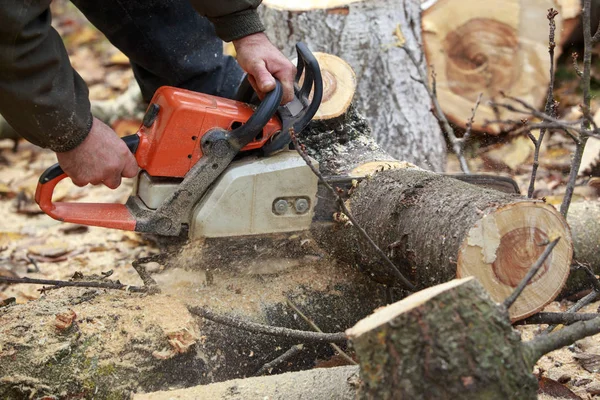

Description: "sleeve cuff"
210 9 265 42
50 112 94 153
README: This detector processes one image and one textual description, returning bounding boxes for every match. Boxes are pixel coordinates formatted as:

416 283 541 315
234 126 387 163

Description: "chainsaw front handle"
35 134 141 230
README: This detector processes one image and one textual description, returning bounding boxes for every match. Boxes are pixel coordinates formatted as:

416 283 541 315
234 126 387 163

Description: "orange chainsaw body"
135 87 282 177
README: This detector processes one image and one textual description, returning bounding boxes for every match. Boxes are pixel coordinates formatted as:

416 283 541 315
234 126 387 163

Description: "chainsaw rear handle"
35 134 141 230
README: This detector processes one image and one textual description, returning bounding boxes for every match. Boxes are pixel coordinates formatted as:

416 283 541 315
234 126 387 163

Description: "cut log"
561 201 600 295
347 277 600 400
301 100 573 321
260 0 447 172
421 0 563 134
347 278 539 399
133 365 359 400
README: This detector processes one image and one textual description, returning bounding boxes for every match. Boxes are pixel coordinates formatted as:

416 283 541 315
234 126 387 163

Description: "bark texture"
301 104 572 320
133 365 359 400
347 278 538 400
260 0 446 172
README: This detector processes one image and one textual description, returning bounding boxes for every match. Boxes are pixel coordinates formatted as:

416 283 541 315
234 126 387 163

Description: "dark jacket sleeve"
188 0 265 42
0 2 93 153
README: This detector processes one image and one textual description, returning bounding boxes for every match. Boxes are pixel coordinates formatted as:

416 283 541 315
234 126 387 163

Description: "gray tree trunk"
260 0 446 172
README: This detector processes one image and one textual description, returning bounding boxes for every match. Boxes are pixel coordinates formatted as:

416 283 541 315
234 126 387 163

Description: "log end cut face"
422 0 563 133
457 202 573 321
346 277 474 338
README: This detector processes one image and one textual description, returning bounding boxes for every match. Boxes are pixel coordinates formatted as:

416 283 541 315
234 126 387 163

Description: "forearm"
187 0 265 41
0 2 92 152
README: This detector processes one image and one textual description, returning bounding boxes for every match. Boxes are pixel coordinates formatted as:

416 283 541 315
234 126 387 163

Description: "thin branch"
574 261 600 293
286 298 357 365
462 93 483 144
188 306 347 343
132 254 164 294
254 344 304 376
0 276 147 292
528 8 559 198
544 290 599 334
524 315 600 367
560 0 594 217
572 52 583 78
503 238 560 310
290 130 416 292
395 34 471 173
516 312 600 326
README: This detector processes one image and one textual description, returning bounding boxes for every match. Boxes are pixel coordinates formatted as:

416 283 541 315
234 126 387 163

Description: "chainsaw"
36 43 325 239
36 43 520 241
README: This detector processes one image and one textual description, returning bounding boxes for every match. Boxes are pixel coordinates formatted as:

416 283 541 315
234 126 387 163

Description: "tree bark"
133 365 359 400
301 103 573 321
259 0 446 172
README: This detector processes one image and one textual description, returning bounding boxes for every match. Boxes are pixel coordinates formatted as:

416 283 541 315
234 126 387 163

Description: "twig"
463 93 483 144
527 8 559 198
286 298 357 365
254 344 304 376
525 315 600 365
26 256 40 273
544 291 599 334
0 276 147 292
515 312 600 326
560 0 595 217
503 238 560 310
572 52 583 78
188 306 348 343
289 130 415 291
132 254 163 294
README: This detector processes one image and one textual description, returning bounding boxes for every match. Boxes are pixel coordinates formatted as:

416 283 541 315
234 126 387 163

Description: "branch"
254 344 304 376
516 312 600 326
290 130 416 292
188 306 348 343
524 316 600 367
0 276 147 292
393 25 471 173
528 8 559 198
503 238 560 310
286 298 356 365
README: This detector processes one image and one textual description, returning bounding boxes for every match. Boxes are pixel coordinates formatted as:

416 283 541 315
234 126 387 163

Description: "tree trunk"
259 0 446 172
421 0 562 133
347 278 539 399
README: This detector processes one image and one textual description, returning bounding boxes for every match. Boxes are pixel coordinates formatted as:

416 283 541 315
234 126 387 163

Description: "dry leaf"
28 241 72 259
481 136 533 172
108 51 130 66
537 376 581 399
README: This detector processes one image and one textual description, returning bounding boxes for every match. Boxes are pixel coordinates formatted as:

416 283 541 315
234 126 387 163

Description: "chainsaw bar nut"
273 199 289 215
294 198 310 214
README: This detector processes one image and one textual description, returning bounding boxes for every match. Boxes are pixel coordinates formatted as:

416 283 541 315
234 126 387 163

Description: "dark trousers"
71 0 244 101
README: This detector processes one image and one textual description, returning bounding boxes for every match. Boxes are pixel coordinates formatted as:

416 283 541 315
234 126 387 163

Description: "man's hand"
233 32 296 104
56 117 138 189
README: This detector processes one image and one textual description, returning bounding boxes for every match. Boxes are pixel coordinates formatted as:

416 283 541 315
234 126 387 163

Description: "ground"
1 1 600 399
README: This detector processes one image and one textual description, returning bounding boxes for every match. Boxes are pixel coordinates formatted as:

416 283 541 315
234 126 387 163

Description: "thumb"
249 62 277 94
122 152 139 178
